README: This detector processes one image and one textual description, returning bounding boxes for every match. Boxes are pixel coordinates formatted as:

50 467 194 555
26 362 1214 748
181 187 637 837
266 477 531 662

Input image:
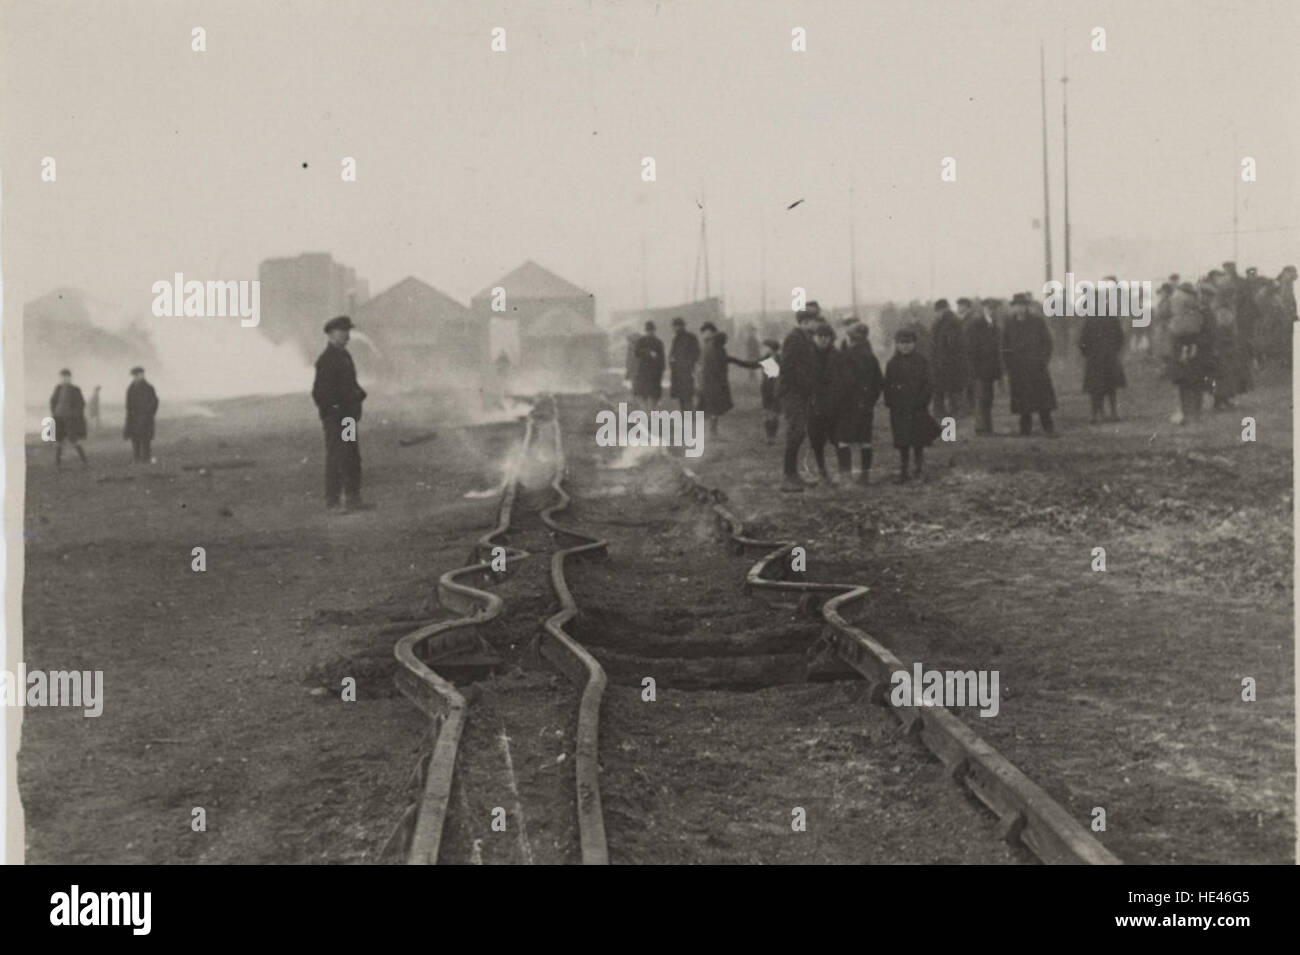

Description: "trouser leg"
808 414 831 475
976 380 993 431
835 445 852 474
782 398 809 477
323 416 344 504
342 432 362 501
1019 413 1033 435
1040 410 1055 434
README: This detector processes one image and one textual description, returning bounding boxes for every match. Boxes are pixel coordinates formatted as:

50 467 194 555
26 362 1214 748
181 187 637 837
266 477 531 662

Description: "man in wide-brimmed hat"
312 315 369 511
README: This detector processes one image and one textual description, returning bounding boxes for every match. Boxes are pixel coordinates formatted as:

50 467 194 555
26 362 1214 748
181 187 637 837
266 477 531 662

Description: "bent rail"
537 395 610 865
392 414 534 864
679 467 1121 866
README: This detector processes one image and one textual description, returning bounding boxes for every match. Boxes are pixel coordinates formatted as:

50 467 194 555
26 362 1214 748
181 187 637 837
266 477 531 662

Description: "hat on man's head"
700 321 717 333
806 300 821 313
812 322 834 338
894 328 917 343
644 320 656 332
58 368 71 376
934 299 950 311
848 323 869 340
130 366 145 375
956 297 971 307
795 309 815 322
1010 292 1031 305
671 316 685 327
324 315 354 333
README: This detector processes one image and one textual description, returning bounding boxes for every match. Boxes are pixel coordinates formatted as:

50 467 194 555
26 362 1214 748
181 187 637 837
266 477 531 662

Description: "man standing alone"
123 366 159 463
312 315 368 511
49 368 89 468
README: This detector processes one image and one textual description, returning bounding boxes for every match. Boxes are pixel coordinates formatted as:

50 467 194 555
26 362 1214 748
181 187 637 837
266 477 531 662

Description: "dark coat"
884 351 940 449
777 327 816 400
1001 309 1057 414
809 345 841 420
931 309 969 391
1166 310 1213 388
1078 315 1127 395
759 352 781 411
632 334 665 399
965 315 1002 382
833 341 883 444
699 340 757 416
668 331 701 401
49 383 87 441
312 344 367 420
124 379 160 440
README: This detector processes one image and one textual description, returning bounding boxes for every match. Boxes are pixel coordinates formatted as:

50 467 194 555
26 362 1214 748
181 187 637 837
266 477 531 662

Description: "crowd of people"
623 260 1296 491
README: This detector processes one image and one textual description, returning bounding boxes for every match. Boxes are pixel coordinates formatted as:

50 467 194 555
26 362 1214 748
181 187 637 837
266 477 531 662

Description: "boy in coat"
883 329 940 483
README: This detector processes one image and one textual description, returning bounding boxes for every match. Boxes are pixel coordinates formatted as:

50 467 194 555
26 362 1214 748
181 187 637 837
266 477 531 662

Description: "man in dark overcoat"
1000 293 1058 436
667 316 701 413
832 322 883 484
632 321 665 407
312 315 368 511
123 366 160 463
49 368 89 468
929 298 968 417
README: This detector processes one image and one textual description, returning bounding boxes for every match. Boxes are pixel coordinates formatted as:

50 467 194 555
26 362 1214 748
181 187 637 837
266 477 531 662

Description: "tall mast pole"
850 176 860 315
1232 131 1240 261
1061 38 1072 274
1040 43 1053 282
640 232 648 309
759 204 767 325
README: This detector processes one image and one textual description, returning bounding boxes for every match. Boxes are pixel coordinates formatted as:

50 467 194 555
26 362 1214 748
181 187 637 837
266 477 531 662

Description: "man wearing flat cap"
312 315 369 511
124 366 159 463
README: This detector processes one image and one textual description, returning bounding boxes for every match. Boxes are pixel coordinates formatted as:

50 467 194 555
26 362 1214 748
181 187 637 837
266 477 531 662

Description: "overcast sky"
3 0 1297 324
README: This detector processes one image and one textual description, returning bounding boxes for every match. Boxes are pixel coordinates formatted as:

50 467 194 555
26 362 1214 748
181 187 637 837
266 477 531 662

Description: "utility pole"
1040 42 1053 282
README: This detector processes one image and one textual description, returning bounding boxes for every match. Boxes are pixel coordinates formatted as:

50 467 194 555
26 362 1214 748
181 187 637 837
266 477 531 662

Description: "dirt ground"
19 391 520 863
674 353 1294 864
17 348 1295 864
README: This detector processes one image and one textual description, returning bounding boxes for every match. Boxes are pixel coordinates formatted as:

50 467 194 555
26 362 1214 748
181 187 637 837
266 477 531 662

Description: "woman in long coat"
698 332 758 437
1078 313 1126 422
832 323 883 483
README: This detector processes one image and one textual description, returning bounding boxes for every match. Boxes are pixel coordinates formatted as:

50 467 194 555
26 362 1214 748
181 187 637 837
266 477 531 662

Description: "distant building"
471 260 595 365
23 287 156 402
349 277 483 387
258 253 369 360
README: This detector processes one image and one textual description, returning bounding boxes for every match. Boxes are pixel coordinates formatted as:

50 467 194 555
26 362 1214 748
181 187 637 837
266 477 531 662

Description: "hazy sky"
2 0 1297 323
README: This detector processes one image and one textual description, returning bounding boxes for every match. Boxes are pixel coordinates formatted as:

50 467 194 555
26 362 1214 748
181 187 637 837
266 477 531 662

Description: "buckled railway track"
390 397 609 864
677 467 1122 865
